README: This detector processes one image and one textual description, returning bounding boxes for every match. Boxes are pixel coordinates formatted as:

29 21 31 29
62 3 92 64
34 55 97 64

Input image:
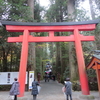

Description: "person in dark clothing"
52 74 55 81
37 72 41 83
9 78 20 100
44 73 50 82
31 79 39 100
65 78 72 100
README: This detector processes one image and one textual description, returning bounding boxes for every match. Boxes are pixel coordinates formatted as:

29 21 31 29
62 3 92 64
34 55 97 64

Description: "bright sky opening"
39 0 50 7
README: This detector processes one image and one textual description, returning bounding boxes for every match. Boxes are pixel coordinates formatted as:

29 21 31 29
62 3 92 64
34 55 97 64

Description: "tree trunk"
10 49 12 71
67 0 79 81
27 0 36 77
89 0 97 50
2 47 8 72
89 0 95 19
27 0 34 18
55 42 61 81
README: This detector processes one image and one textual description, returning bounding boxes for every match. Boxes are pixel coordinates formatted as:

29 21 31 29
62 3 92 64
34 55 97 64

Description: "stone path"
0 80 99 100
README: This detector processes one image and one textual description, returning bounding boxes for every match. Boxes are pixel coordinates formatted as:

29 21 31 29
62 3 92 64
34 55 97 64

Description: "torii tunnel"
0 19 100 97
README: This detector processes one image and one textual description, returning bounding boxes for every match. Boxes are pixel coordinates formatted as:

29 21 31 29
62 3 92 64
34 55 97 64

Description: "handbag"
7 95 14 100
37 86 41 93
10 95 14 100
62 86 66 97
62 86 66 92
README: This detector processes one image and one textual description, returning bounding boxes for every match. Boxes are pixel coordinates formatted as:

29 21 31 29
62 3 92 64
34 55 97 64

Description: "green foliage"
34 1 45 22
0 85 11 91
45 0 67 22
0 0 29 21
0 25 22 71
86 69 98 90
0 0 44 22
0 0 45 72
0 0 10 20
63 66 70 80
87 69 96 78
89 82 98 91
94 23 100 49
35 43 51 74
72 81 81 91
75 8 90 21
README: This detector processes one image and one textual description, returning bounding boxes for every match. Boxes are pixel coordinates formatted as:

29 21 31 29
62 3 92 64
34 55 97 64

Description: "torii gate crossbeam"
1 19 100 97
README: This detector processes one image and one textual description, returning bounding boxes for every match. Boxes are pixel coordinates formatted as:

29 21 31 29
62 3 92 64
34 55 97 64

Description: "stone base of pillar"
79 95 95 100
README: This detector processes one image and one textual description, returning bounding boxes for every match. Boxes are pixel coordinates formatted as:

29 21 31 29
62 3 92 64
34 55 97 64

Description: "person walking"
52 74 55 81
37 72 41 83
65 78 72 100
31 79 39 100
44 73 50 82
9 78 20 100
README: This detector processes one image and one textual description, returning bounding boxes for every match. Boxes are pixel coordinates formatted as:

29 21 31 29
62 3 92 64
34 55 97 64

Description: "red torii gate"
1 19 100 97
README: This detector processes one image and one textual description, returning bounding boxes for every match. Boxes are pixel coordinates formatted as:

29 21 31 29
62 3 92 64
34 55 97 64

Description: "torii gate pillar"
5 21 97 97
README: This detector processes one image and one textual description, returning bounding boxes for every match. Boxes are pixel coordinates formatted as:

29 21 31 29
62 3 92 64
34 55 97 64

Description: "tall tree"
67 0 79 81
89 0 95 19
27 0 36 77
88 0 100 50
27 0 45 77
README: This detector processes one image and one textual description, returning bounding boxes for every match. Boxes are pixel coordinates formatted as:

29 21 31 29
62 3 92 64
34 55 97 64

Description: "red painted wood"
87 58 100 69
18 30 29 97
74 28 89 95
93 65 100 69
6 24 96 32
7 35 94 42
8 35 23 42
95 63 100 96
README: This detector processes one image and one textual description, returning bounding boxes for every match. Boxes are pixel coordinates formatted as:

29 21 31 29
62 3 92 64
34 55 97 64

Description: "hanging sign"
29 71 34 89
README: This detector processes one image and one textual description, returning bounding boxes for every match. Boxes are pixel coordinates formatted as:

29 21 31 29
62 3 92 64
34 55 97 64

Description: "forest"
0 0 100 91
